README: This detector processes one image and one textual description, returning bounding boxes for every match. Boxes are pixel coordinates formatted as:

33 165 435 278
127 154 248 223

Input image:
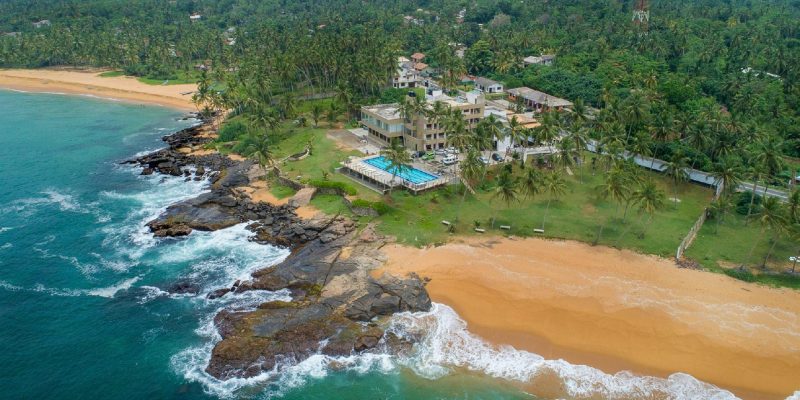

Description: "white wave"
387 303 739 400
0 277 140 299
154 223 290 293
99 170 210 259
786 391 800 400
0 227 12 234
86 277 141 298
170 289 293 398
0 243 12 250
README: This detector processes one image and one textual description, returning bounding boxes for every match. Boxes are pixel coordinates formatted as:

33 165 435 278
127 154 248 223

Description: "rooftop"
475 76 501 86
508 87 572 108
411 52 425 60
362 103 402 120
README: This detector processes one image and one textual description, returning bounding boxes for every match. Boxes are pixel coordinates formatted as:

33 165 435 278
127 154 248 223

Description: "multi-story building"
391 57 421 89
361 90 486 152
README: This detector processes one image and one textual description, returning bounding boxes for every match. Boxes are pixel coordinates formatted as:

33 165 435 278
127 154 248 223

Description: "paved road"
585 140 790 200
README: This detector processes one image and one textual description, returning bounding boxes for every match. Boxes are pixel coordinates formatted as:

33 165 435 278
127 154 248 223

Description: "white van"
442 154 458 165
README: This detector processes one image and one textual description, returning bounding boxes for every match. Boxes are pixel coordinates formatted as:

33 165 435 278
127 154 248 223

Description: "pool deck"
340 156 450 194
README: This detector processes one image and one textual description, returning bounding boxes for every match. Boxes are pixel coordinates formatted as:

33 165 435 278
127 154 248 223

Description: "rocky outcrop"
134 120 432 382
205 223 431 380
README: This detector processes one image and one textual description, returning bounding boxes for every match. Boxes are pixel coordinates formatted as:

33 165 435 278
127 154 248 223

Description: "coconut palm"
711 157 743 198
594 167 628 244
491 169 520 228
555 139 577 173
663 151 690 208
788 189 800 224
540 171 567 231
708 196 733 234
311 103 323 127
246 133 274 180
521 167 542 200
380 138 411 194
746 197 788 268
632 180 666 238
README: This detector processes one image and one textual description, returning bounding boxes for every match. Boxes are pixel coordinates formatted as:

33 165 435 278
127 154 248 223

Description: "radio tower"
632 0 649 32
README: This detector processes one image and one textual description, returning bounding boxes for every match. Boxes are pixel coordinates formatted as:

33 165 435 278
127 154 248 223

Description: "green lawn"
686 212 800 288
98 69 197 85
270 184 296 199
270 125 381 200
374 166 713 256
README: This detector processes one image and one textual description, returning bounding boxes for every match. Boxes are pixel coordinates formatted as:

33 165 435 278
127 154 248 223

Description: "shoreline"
375 236 800 399
0 68 196 111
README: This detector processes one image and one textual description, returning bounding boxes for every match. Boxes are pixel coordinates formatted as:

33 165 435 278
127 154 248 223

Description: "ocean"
0 89 758 400
0 90 533 399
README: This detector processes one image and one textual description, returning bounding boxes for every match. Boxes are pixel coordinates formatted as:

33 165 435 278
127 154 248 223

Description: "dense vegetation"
1 0 798 283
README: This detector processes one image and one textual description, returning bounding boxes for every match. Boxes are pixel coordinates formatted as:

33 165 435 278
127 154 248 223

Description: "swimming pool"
362 156 439 184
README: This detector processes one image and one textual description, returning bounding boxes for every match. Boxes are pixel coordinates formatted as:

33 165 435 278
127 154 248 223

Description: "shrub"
310 180 357 196
723 267 756 282
350 199 390 215
735 191 762 215
218 120 249 142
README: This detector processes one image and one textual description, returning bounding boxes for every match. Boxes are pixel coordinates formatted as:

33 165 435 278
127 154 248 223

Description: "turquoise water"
0 90 532 399
363 156 438 184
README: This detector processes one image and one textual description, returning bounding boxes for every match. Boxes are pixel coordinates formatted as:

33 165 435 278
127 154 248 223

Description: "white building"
474 77 504 93
523 54 555 66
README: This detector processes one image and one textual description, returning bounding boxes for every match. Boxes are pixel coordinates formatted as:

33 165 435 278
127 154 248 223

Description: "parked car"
423 152 435 160
479 156 490 165
434 148 448 156
443 155 458 165
491 153 503 162
446 147 460 154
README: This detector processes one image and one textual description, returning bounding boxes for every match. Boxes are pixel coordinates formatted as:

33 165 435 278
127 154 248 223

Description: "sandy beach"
375 237 800 399
0 68 196 111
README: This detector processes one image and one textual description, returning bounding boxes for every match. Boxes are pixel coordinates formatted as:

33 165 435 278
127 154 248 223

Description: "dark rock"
207 288 231 299
168 280 201 295
354 335 380 352
141 168 154 175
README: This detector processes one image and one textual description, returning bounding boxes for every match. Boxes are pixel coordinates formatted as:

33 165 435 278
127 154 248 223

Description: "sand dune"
375 237 800 399
0 68 196 110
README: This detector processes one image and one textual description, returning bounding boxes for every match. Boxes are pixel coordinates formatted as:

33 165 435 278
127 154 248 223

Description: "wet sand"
375 236 800 399
0 68 196 110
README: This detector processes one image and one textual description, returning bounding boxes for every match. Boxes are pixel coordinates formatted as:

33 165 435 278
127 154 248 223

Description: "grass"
686 211 800 288
270 184 296 199
98 69 197 85
374 165 713 255
270 125 381 201
309 194 352 216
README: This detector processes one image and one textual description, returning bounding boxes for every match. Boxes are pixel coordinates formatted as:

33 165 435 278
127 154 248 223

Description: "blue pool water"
363 156 438 184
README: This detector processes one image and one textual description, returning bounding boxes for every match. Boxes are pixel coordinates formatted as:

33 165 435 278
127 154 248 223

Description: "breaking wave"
173 302 750 400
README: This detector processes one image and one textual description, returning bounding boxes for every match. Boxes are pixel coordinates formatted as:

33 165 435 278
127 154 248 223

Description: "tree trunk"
762 234 779 269
743 230 765 269
593 219 607 245
745 179 758 225
542 199 552 231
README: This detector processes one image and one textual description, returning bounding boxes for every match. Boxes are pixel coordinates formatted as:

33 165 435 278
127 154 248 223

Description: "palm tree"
711 157 743 198
594 167 628 244
311 103 323 127
631 180 666 238
535 111 561 146
380 138 411 194
246 133 274 180
554 139 577 173
491 169 520 228
746 197 788 268
540 171 567 231
788 189 800 224
663 151 690 208
708 196 733 234
521 167 542 200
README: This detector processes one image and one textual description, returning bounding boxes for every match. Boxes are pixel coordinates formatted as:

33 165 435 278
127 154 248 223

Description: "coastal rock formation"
205 223 431 380
134 121 432 381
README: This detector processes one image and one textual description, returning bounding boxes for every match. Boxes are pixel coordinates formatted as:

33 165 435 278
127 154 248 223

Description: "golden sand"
375 237 800 399
0 68 196 111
